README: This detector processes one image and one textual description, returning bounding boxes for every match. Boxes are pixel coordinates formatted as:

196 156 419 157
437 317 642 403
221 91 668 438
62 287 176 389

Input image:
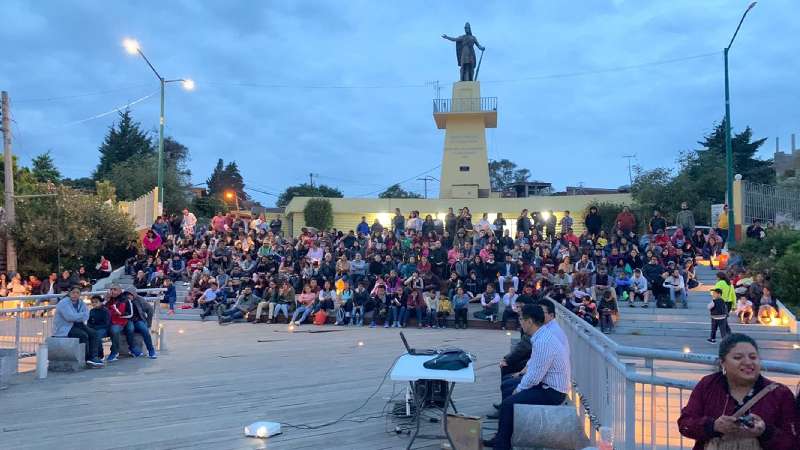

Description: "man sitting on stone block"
53 287 104 368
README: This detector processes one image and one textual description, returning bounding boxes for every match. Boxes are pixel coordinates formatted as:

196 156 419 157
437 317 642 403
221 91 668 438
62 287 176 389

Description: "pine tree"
94 109 154 181
206 159 226 195
31 151 61 183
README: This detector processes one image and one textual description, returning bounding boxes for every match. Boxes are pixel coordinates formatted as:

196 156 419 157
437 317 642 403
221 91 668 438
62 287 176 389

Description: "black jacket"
585 213 602 234
503 335 532 373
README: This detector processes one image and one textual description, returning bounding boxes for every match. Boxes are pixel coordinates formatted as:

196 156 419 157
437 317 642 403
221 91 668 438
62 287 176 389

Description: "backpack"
313 310 328 326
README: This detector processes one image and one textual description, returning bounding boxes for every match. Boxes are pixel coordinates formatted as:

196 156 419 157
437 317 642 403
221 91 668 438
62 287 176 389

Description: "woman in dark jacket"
584 206 602 238
678 333 798 450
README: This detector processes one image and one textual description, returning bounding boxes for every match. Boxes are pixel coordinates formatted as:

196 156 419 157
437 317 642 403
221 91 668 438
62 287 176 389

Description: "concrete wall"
284 193 632 237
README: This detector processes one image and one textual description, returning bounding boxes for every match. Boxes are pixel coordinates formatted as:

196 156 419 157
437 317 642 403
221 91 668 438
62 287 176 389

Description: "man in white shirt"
628 268 650 307
499 287 519 330
483 303 571 450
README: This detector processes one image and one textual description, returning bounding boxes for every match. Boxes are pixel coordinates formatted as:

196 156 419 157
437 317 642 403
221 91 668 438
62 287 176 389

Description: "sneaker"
130 350 144 358
148 352 158 359
629 303 635 308
106 353 119 362
642 304 649 308
168 310 175 316
707 338 716 344
86 358 105 368
369 322 376 328
384 323 390 328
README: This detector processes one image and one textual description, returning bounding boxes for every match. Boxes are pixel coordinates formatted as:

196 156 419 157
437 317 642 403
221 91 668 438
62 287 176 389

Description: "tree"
94 109 154 181
277 183 343 207
631 121 773 226
31 151 61 183
205 158 247 201
62 177 96 192
10 186 136 275
303 198 333 230
378 184 422 199
489 159 530 191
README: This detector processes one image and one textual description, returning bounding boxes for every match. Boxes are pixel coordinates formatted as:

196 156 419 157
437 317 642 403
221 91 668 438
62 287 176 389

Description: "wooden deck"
1 322 510 450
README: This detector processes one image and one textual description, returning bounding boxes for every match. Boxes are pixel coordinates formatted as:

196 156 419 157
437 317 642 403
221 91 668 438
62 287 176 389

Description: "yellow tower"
433 81 497 199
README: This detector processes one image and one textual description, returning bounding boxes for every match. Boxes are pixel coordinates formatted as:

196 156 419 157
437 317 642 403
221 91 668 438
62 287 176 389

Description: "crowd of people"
119 201 784 338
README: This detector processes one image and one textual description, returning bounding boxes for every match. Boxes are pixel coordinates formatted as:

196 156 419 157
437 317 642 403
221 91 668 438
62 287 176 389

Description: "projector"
244 421 282 438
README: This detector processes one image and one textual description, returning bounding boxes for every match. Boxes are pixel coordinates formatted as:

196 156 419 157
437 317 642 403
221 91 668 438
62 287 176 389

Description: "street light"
224 190 240 211
723 2 756 246
122 37 193 212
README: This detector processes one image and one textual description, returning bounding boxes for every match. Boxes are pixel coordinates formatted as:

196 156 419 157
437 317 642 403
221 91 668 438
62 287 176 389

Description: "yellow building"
283 80 631 236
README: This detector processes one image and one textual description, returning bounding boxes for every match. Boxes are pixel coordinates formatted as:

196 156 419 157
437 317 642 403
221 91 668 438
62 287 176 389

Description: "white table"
390 353 475 450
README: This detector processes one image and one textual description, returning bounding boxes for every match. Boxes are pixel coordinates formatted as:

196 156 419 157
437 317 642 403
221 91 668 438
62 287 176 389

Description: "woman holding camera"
677 334 798 449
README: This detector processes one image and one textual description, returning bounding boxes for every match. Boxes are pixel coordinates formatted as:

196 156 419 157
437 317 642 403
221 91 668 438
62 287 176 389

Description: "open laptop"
400 332 437 356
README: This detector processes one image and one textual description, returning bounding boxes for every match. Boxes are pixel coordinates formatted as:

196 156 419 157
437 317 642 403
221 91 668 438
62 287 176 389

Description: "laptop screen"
400 332 411 353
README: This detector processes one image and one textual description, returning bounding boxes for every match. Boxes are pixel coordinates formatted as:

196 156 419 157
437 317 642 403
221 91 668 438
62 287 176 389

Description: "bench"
0 348 16 387
511 404 589 450
46 337 85 372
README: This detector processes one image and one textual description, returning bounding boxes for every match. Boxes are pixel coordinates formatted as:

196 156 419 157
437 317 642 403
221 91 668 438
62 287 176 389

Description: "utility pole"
622 154 636 186
416 176 438 199
309 173 314 188
1 91 17 273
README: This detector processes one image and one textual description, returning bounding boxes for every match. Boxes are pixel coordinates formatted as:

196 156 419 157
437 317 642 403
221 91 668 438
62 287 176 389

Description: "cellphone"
735 415 755 428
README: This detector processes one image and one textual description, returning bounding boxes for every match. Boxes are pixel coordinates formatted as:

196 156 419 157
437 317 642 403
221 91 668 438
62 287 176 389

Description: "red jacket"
109 298 132 327
615 211 636 232
678 373 798 450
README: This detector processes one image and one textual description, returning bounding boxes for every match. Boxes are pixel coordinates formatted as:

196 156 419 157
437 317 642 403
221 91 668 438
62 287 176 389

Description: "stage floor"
1 322 510 450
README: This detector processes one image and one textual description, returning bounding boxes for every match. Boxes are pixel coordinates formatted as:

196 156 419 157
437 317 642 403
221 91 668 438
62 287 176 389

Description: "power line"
356 164 441 198
14 84 153 103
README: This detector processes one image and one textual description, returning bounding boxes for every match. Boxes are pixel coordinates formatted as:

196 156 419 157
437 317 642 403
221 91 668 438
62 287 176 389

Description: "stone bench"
511 404 589 450
46 337 85 372
0 348 17 387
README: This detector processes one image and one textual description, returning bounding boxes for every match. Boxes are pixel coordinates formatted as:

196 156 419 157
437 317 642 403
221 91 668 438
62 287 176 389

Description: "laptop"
400 332 437 356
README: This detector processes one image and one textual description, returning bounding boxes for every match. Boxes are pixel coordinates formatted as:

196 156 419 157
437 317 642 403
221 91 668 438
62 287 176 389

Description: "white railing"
551 298 800 450
0 289 165 370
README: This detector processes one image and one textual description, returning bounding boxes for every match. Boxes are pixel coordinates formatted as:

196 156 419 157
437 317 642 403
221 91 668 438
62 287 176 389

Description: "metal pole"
2 91 17 273
624 362 636 450
157 78 165 212
724 48 736 246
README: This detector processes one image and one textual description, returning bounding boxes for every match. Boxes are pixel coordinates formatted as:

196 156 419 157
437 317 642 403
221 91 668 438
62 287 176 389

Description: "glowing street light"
122 37 193 212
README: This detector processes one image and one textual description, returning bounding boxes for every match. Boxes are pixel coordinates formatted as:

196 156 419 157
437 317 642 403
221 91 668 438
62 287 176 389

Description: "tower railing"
433 97 497 113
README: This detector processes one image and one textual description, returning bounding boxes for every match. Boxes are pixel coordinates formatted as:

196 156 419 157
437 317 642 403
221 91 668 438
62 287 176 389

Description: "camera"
735 414 755 428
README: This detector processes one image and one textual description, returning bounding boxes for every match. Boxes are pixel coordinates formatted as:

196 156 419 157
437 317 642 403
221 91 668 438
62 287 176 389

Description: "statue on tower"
442 22 485 82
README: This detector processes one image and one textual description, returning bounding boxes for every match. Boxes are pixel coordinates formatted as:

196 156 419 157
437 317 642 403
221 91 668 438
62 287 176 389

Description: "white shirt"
502 293 519 309
517 322 571 394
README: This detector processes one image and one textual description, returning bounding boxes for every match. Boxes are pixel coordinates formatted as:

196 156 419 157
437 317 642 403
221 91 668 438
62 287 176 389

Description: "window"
459 166 470 172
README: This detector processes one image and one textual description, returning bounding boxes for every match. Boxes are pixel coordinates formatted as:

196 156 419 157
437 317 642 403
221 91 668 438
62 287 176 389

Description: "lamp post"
123 38 194 212
723 2 756 246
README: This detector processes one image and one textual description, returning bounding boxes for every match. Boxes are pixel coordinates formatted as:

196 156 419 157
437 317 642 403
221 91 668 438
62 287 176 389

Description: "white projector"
244 421 282 438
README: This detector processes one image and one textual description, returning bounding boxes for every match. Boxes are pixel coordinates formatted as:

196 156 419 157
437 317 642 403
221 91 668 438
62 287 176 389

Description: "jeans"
110 323 129 355
91 327 110 358
352 305 365 325
500 374 521 400
166 295 176 311
600 310 614 333
221 307 244 321
270 303 289 321
404 307 425 327
454 308 468 328
388 305 406 326
493 384 567 450
426 308 437 326
710 317 731 340
292 305 312 324
669 286 688 308
130 320 155 355
67 322 98 361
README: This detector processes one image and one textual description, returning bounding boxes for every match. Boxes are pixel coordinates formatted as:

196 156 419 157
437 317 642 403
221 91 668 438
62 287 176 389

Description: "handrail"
0 288 166 307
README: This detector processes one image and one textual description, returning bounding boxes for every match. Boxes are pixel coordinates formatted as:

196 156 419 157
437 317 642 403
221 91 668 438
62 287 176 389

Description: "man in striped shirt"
484 303 571 449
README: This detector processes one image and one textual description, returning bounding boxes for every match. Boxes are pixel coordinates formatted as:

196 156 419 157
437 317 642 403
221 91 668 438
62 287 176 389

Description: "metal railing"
432 96 497 114
742 180 800 228
552 298 800 449
0 289 165 370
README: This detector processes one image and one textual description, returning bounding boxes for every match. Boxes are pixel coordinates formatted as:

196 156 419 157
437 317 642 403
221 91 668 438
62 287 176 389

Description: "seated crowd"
121 201 775 335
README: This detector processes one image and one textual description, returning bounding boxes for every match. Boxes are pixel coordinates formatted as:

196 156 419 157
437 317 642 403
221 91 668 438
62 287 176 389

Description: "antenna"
622 154 637 185
425 80 441 100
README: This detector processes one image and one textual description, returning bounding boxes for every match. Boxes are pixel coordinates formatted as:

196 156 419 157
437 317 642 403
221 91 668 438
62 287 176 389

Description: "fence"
0 289 165 371
432 96 497 113
553 298 800 449
741 180 800 229
118 187 160 231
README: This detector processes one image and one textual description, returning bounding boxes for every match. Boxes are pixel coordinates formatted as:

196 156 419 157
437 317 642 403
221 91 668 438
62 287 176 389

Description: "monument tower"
437 23 496 199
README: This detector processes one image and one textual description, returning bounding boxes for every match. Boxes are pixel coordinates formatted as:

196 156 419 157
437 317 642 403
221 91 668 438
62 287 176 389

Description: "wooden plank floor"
1 322 510 450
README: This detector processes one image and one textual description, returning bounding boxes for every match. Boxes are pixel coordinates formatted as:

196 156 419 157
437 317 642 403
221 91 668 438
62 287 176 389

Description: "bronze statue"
442 22 485 82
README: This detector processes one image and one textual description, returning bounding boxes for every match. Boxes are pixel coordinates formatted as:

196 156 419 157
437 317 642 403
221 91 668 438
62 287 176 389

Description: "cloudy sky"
3 0 798 205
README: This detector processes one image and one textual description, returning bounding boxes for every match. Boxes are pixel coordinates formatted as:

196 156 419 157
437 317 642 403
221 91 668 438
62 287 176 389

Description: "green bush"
773 242 800 306
11 186 136 275
303 198 333 230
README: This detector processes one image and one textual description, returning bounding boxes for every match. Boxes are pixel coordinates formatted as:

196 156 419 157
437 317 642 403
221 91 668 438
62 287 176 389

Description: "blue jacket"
52 297 89 337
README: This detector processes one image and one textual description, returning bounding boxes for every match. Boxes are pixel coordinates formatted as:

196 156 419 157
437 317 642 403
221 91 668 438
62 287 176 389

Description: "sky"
2 0 799 206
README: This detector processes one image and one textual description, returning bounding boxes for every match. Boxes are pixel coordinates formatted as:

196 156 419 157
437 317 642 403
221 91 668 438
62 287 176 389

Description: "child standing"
423 287 439 328
707 288 731 344
452 287 471 329
163 278 177 315
436 295 452 328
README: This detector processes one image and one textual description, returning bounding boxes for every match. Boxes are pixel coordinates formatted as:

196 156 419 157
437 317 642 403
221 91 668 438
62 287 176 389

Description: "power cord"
280 354 403 431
